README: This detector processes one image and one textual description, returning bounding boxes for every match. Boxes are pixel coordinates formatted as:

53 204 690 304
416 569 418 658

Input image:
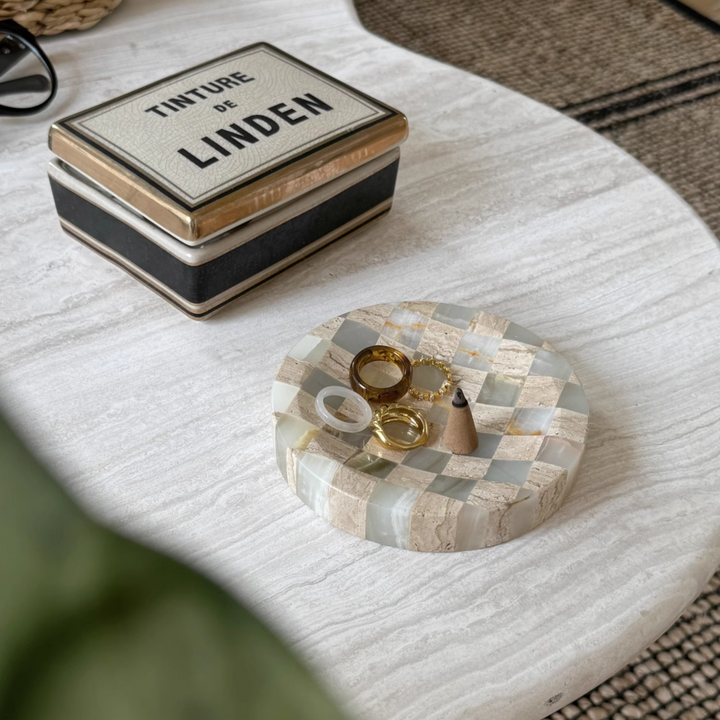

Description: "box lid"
49 42 408 245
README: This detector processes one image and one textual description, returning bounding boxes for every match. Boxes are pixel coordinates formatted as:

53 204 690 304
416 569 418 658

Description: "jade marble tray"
272 302 589 552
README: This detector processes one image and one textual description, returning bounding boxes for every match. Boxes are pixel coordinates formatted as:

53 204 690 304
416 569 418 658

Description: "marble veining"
2 0 720 718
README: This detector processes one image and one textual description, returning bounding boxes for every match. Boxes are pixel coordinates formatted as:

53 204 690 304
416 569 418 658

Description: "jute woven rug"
354 1 720 718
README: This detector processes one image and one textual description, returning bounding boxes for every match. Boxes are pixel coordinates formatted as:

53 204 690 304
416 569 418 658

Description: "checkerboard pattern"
273 302 588 552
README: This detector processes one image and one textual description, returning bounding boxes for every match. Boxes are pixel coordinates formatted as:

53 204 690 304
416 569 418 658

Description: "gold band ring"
409 357 453 402
370 404 429 451
349 345 413 404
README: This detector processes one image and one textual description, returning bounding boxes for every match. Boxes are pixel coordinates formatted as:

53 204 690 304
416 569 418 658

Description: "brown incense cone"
443 388 478 455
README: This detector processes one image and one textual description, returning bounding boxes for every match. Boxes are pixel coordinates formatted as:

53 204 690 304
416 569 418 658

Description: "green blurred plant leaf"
0 414 348 720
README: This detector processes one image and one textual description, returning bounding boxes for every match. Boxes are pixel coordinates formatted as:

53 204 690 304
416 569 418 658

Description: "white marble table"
2 1 720 718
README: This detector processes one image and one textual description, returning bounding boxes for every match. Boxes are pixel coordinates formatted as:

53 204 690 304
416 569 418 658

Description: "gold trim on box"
50 112 406 244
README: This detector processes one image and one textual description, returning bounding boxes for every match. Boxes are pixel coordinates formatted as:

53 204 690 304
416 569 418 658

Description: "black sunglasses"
0 19 57 116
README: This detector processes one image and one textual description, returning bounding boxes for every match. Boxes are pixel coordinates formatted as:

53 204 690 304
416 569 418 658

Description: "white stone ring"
315 386 373 433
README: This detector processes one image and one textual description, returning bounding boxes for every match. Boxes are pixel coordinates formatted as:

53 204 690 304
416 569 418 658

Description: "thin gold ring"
350 345 413 404
409 357 453 402
369 403 429 451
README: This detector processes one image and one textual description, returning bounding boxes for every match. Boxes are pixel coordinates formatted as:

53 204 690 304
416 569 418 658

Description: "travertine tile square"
346 304 394 332
515 375 565 408
509 487 539 538
523 461 566 491
451 365 489 402
468 312 509 338
467 479 518 508
397 300 437 318
287 388 324 425
315 342 355 379
329 465 377 539
409 493 463 552
385 464 436 490
524 461 569 526
494 435 544 461
310 315 344 340
468 480 523 547
472 404 513 434
547 407 589 444
443 454 492 479
275 356 314 387
416 319 464 361
491 339 538 378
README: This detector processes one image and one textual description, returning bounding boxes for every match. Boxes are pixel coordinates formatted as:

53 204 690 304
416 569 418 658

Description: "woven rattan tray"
1 0 122 35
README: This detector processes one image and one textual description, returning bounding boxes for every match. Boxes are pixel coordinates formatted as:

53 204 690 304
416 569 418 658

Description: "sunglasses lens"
0 30 53 110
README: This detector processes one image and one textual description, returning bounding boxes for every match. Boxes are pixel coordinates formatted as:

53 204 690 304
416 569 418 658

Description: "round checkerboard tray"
272 302 589 552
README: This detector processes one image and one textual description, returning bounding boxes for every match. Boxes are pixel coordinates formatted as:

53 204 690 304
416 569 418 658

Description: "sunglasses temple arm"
0 74 50 97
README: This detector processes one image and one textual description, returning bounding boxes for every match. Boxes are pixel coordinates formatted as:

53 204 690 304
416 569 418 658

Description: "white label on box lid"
65 44 390 207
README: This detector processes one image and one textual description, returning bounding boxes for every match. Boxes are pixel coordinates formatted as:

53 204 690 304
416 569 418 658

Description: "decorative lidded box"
47 43 408 319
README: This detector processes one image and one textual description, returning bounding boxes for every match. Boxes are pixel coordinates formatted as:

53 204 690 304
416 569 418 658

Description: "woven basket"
0 0 123 36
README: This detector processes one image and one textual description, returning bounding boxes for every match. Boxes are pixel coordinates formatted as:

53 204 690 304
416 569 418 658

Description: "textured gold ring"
350 345 413 404
409 357 453 402
370 404 429 451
